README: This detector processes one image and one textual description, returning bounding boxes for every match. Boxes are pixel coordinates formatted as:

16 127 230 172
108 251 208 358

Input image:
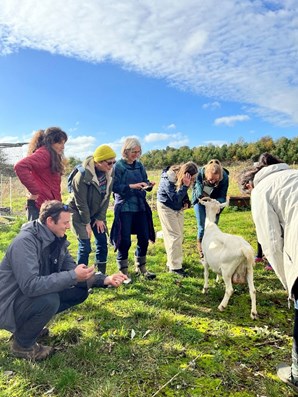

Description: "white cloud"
166 123 176 130
144 133 171 143
65 135 96 159
214 115 250 127
168 138 190 148
202 101 221 110
0 1 298 125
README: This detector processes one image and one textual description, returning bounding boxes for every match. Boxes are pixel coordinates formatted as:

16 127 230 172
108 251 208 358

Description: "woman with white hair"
110 138 156 280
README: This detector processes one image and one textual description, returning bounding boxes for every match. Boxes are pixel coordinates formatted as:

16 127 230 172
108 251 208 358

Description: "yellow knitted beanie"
93 145 116 162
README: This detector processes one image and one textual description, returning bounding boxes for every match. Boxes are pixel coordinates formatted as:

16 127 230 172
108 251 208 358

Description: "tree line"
141 135 298 169
1 135 297 176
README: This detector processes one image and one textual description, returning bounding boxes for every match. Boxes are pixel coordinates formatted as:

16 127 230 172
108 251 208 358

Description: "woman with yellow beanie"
68 144 116 273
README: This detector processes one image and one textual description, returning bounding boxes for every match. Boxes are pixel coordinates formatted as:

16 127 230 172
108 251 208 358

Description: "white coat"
251 163 298 297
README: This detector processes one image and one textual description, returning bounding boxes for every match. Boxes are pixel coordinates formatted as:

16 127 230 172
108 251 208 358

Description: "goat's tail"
232 245 255 284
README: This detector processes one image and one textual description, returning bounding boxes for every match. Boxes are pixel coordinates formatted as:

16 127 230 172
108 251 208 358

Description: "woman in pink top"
14 127 68 220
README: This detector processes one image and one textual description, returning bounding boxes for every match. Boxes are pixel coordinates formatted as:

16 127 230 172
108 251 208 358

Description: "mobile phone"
123 278 132 284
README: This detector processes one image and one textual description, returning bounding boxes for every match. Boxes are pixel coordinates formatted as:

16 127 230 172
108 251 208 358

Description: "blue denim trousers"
13 283 88 348
117 211 149 261
77 221 108 266
193 202 220 240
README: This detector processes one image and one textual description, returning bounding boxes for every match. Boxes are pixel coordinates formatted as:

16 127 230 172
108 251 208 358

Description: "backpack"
67 164 85 193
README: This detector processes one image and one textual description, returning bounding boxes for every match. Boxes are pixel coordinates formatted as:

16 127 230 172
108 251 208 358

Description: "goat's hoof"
251 312 258 320
218 305 225 312
202 288 208 294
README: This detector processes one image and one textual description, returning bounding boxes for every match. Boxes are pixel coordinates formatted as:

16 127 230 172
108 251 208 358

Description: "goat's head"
199 198 227 214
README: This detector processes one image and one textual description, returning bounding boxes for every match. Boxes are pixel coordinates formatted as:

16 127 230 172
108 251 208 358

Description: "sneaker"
11 339 53 361
255 257 263 263
170 268 188 277
277 363 298 393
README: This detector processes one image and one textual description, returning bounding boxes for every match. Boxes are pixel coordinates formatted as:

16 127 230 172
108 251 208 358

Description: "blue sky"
0 0 297 160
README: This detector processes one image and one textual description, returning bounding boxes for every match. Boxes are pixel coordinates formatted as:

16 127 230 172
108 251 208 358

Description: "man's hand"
104 272 128 287
75 264 95 281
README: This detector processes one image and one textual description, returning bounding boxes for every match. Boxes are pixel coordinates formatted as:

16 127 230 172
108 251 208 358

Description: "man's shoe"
11 339 53 361
170 268 188 277
277 363 298 393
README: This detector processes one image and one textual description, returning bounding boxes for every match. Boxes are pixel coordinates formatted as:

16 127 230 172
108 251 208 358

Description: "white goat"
199 198 257 320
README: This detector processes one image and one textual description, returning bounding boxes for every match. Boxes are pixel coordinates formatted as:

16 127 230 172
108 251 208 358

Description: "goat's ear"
198 198 206 206
219 201 228 209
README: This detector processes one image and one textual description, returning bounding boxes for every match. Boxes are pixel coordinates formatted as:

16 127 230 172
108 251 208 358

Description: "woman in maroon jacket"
14 127 68 220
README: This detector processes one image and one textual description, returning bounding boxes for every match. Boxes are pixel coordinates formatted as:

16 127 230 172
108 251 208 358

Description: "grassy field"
0 167 295 396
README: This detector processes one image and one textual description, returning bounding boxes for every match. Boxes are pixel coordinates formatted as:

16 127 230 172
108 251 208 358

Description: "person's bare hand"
27 193 38 200
92 219 105 233
75 264 95 281
85 224 92 238
182 172 191 187
104 272 128 287
129 182 148 190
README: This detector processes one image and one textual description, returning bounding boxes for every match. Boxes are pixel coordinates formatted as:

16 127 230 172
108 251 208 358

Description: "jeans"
117 211 149 261
13 283 88 348
77 222 108 266
193 202 220 240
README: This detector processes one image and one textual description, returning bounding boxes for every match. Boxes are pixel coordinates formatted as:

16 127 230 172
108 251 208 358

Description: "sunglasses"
104 160 116 166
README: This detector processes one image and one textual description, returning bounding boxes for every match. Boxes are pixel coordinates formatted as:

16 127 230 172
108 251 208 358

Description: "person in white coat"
238 153 298 392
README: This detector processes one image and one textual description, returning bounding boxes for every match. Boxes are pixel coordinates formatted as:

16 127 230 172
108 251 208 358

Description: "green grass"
0 168 295 396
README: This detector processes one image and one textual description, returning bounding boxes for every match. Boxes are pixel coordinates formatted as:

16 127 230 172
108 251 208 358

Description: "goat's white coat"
200 198 257 320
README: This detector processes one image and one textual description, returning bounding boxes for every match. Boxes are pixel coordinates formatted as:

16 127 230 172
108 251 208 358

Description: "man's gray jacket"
0 220 78 332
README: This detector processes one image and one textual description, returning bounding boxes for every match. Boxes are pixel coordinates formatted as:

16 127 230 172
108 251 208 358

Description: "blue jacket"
157 168 190 211
192 167 229 205
113 159 150 212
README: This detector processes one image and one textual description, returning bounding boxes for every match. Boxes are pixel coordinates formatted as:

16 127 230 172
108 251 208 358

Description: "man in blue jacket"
0 200 126 361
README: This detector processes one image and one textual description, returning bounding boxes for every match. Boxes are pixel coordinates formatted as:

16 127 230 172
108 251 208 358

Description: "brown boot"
11 339 53 361
197 240 204 258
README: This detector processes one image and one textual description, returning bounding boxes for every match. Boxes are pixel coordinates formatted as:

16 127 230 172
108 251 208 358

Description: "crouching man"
0 200 127 361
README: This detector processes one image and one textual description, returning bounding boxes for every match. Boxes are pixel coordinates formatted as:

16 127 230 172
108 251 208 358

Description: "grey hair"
121 137 142 159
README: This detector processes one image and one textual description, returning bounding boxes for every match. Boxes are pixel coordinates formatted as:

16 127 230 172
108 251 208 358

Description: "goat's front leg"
218 274 234 311
246 265 258 320
202 261 209 294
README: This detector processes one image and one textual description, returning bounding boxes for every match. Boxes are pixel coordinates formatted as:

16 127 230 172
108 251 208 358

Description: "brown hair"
204 159 223 182
27 127 68 174
176 161 198 190
238 152 285 194
39 200 72 224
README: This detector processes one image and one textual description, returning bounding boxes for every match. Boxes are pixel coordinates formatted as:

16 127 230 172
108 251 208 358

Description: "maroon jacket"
14 146 62 209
